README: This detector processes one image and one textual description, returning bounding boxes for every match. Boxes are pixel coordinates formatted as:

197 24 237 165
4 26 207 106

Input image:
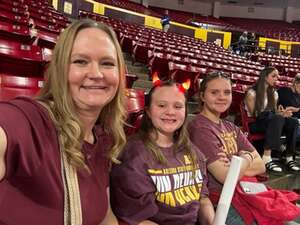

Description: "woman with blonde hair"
0 19 126 225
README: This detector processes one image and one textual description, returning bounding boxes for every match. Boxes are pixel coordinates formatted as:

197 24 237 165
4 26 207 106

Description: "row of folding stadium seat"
249 53 300 77
0 0 71 78
94 0 161 17
0 73 43 101
0 0 69 33
0 38 51 76
148 5 235 30
94 0 300 42
222 17 300 42
81 11 297 96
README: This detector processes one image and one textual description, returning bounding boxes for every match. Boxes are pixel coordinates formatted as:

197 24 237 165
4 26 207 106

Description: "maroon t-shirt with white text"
0 97 111 225
110 135 209 225
188 114 255 192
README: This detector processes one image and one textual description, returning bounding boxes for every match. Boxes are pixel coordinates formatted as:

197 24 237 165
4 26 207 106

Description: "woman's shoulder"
1 97 42 111
0 97 53 127
221 119 242 134
191 142 206 162
188 113 211 130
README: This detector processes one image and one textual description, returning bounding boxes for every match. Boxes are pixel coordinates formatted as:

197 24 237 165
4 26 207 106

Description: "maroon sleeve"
0 101 43 179
110 139 158 225
193 144 209 199
235 126 256 153
189 125 221 166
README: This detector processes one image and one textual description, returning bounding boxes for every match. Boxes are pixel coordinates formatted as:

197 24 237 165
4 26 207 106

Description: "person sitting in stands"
111 79 216 225
188 71 265 225
0 19 126 225
278 74 300 118
244 67 300 174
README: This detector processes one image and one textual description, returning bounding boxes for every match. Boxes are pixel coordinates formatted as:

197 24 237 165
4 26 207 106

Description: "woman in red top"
0 19 126 225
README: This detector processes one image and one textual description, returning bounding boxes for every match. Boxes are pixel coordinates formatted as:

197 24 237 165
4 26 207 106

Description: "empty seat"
0 39 44 76
125 88 145 136
0 74 43 101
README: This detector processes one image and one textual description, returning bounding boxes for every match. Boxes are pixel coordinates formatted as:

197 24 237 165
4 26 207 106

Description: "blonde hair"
37 19 126 170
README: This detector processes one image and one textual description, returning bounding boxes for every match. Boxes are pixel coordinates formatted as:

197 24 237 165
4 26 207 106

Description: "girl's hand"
217 152 230 167
286 106 299 112
281 109 293 117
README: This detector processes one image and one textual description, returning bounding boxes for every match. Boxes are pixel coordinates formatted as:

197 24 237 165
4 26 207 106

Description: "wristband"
242 152 254 162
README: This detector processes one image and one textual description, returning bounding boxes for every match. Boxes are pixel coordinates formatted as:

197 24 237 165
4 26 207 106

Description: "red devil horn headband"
151 73 190 93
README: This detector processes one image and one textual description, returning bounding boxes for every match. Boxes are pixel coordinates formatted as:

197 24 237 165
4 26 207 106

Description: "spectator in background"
161 10 170 32
0 19 126 225
248 32 257 53
278 74 300 118
244 67 300 174
111 80 216 225
238 31 248 56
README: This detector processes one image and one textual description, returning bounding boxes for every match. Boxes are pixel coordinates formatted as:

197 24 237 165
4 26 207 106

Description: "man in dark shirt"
161 10 170 32
278 74 300 118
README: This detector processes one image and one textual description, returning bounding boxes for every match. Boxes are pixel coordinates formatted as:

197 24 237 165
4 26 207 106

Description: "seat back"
0 74 43 101
125 88 145 135
239 101 265 142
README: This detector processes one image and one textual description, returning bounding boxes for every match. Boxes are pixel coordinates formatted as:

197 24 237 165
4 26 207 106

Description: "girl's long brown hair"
252 67 277 116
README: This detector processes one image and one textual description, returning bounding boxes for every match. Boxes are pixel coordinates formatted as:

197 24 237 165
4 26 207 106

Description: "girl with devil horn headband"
110 78 216 225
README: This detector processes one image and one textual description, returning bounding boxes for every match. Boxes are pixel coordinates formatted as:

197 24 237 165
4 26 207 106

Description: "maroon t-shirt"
0 97 111 225
188 114 255 192
110 135 209 225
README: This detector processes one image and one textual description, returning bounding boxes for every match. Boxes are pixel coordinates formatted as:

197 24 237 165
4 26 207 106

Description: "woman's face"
201 78 232 116
68 28 119 113
265 69 279 87
147 85 186 138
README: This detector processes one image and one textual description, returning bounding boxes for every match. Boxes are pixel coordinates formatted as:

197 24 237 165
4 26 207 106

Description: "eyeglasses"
207 71 231 80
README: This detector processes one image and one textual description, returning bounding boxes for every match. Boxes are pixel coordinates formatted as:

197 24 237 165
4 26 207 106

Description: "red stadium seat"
36 30 58 49
0 74 43 101
125 88 145 135
0 20 32 43
168 62 207 97
0 39 44 76
125 73 138 88
240 101 265 142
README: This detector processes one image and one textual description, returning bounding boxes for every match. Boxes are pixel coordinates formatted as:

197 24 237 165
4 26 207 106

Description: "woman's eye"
102 61 116 67
73 59 87 65
175 105 184 109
